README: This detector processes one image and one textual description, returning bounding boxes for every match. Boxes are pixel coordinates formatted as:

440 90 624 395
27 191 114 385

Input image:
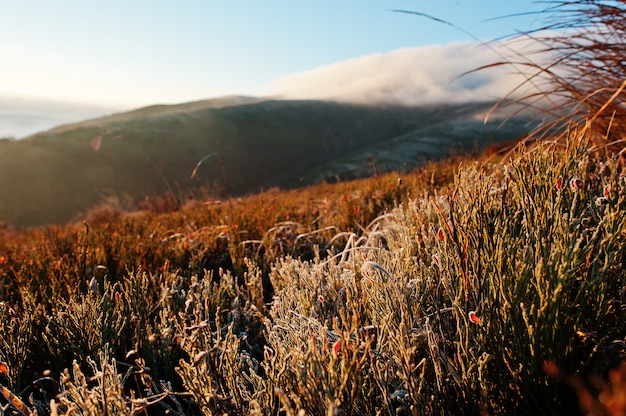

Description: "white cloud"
266 40 545 107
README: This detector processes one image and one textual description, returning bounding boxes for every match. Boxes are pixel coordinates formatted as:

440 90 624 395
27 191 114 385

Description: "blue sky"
0 0 542 110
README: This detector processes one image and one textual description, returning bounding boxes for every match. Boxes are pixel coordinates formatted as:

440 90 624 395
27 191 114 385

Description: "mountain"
0 96 534 228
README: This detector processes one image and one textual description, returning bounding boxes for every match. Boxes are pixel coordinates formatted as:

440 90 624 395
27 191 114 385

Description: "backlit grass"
1 2 626 414
0 127 624 414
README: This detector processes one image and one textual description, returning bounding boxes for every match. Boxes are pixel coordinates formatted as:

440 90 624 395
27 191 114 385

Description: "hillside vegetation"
0 128 624 414
1 1 626 415
0 98 531 228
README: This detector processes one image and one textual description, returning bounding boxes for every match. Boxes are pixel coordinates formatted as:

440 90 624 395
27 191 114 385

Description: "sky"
0 0 545 138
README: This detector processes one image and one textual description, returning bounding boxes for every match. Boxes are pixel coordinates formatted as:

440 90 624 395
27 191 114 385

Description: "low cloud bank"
267 41 541 107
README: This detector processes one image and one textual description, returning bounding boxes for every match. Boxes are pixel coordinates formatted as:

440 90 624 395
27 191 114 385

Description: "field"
2 2 626 415
0 129 624 415
0 99 531 228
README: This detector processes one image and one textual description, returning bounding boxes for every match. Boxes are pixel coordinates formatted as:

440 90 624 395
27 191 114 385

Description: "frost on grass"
0 131 624 415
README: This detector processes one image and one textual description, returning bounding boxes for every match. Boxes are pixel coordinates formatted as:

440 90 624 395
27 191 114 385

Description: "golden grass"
0 3 626 414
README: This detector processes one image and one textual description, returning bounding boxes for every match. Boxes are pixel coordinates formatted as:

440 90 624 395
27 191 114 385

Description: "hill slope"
0 97 532 227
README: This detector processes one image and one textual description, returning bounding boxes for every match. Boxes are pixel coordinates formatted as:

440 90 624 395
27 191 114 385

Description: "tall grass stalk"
483 1 626 147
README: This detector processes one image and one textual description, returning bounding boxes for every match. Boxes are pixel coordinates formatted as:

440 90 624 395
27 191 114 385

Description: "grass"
0 100 529 228
0 126 624 414
479 0 626 149
1 2 626 414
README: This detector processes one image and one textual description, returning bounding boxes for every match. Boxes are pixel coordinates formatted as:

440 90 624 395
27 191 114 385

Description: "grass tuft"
1 4 626 414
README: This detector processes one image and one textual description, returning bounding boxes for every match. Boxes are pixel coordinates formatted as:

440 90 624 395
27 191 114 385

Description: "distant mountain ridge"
0 96 533 228
33 95 264 136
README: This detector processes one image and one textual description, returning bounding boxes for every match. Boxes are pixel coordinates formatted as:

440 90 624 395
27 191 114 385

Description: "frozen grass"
0 123 624 414
1 3 626 413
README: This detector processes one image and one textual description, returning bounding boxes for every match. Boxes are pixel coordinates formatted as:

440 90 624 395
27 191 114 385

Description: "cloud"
266 41 542 107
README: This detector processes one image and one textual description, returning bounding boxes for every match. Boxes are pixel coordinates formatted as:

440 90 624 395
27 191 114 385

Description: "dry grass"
0 124 624 414
479 1 626 150
0 3 626 414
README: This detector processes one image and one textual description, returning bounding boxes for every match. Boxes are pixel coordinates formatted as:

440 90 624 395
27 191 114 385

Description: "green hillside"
0 97 532 227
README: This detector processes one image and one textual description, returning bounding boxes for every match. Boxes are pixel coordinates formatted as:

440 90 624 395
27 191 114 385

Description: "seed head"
596 196 609 206
556 176 563 190
570 178 584 191
468 311 481 325
332 339 342 357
